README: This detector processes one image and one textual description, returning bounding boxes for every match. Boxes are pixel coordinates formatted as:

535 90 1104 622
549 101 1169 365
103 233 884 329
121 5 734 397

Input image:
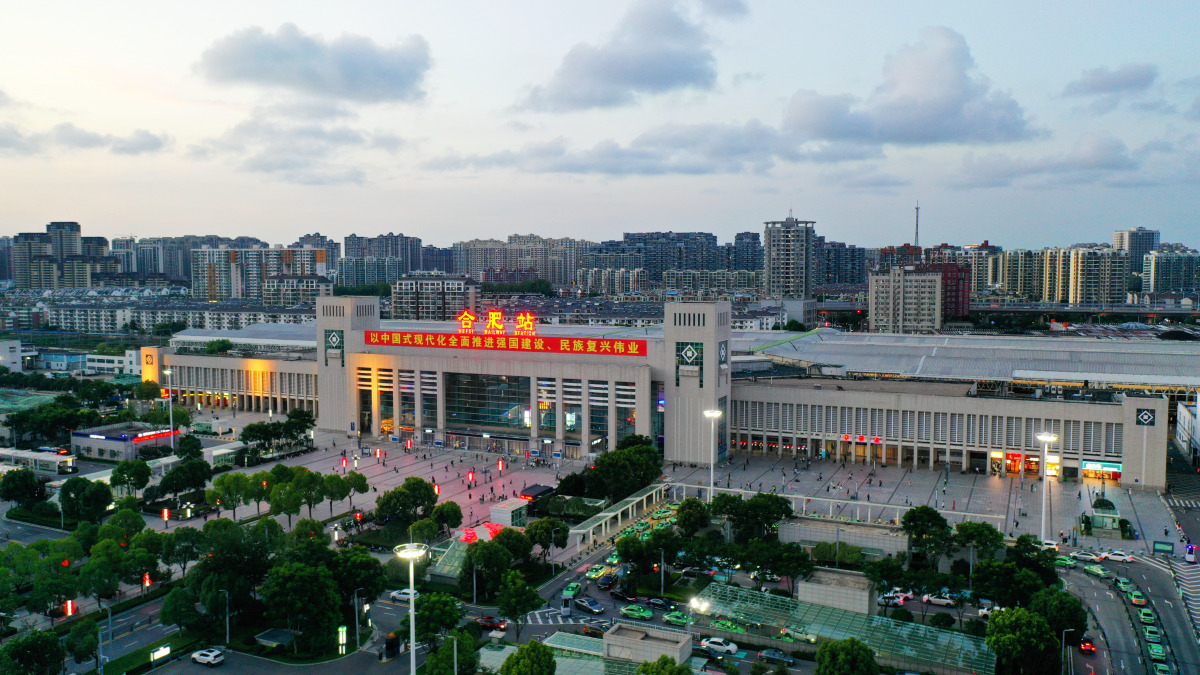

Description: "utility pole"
914 201 920 247
219 589 230 645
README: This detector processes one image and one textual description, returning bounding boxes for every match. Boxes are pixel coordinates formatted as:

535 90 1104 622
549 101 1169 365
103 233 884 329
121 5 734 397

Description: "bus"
0 448 78 475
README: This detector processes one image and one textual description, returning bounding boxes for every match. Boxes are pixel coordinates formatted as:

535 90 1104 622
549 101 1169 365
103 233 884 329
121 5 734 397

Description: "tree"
772 542 815 593
425 628 479 675
499 640 555 675
111 459 152 496
901 505 955 567
586 443 663 501
58 476 92 520
710 493 793 542
973 560 1046 610
161 526 204 579
410 518 439 544
929 612 956 629
346 471 369 511
955 521 1004 579
248 471 273 516
269 483 303 528
674 497 709 537
492 527 533 564
863 556 907 595
176 434 204 462
204 339 233 354
814 637 877 675
401 592 464 651
986 607 1057 675
638 655 692 675
0 629 66 675
105 508 147 546
212 472 251 521
617 434 656 451
133 380 161 400
80 539 124 610
784 319 806 331
432 500 464 533
292 468 326 519
260 561 341 654
330 547 387 608
66 617 99 670
322 473 351 518
1028 589 1086 647
525 517 567 561
375 477 438 532
459 540 513 600
0 468 43 508
497 570 545 643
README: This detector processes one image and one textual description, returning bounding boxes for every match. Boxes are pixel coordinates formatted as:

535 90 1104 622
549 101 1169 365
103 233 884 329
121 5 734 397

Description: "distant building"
1113 227 1160 276
1068 248 1130 304
337 257 410 287
391 275 479 320
869 266 943 334
344 232 421 271
917 262 971 318
262 275 333 305
292 233 342 264
728 232 764 271
190 247 328 301
763 216 819 299
575 268 647 296
1142 251 1200 294
420 245 456 274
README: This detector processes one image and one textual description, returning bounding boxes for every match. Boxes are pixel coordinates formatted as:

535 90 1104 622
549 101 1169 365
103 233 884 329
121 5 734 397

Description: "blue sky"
1 1 1197 248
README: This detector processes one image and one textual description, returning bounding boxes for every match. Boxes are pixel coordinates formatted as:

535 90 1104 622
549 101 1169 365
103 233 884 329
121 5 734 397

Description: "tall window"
444 373 531 435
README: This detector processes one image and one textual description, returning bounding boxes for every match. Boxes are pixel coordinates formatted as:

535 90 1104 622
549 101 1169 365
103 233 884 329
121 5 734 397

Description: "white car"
889 587 915 601
921 594 956 607
1069 551 1106 562
191 649 225 667
700 637 738 654
1041 540 1059 552
390 588 420 603
877 594 904 607
977 605 1004 619
1107 551 1134 562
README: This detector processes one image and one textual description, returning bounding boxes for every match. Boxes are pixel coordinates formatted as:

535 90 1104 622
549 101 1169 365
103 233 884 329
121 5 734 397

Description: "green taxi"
1138 608 1156 624
563 582 583 599
620 604 653 620
586 564 606 580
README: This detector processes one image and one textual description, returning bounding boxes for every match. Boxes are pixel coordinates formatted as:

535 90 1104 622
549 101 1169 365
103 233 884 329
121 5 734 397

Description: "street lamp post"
449 634 458 675
219 589 230 645
703 410 722 503
352 587 364 652
101 603 113 646
163 368 175 451
687 598 708 641
1060 628 1074 667
98 624 106 675
551 527 561 562
1036 432 1058 543
394 543 429 675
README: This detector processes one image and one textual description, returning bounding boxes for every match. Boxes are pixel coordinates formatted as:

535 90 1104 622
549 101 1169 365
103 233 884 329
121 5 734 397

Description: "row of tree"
555 436 664 503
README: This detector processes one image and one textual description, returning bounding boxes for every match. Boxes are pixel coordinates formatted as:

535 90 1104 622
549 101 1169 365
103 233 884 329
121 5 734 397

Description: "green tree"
292 468 326 519
204 339 233 354
401 592 465 652
525 517 567 561
260 561 342 654
955 521 1004 579
330 547 387 608
432 500 464 533
772 542 815 593
161 526 204 579
586 442 663 501
1027 589 1087 647
986 607 1057 675
133 380 161 400
674 497 709 537
784 319 806 331
459 540 513 600
901 505 955 567
0 629 66 675
269 482 303 528
176 434 204 462
66 617 99 670
492 527 533 564
497 570 545 642
410 518 439 543
814 637 877 675
0 467 43 508
212 472 250 521
424 628 479 675
111 459 152 496
79 539 124 610
499 640 556 675
375 476 438 532
346 471 369 511
617 434 656 451
322 473 351 518
248 471 273 515
929 612 956 629
638 655 692 675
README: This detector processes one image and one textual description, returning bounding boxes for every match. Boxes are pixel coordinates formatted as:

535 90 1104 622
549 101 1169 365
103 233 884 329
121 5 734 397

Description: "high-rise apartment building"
868 266 943 333
1142 251 1200 294
110 237 137 273
763 217 818 299
917 262 971 318
191 247 328 301
262 275 334 305
46 221 82 260
622 232 720 282
963 241 1002 293
0 236 12 281
292 233 342 264
344 233 421 272
1113 227 1160 276
1041 248 1071 303
575 268 648 296
1068 248 1130 304
337 257 410 287
817 238 867 285
452 235 592 285
11 232 51 288
729 232 764 271
420 245 456 274
391 274 479 320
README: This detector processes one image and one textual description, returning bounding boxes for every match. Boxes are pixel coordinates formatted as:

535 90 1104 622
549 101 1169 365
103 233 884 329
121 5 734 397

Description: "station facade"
140 297 1169 488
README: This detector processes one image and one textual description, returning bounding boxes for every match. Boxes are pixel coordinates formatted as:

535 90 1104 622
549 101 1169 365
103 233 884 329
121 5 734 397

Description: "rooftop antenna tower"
914 201 920 247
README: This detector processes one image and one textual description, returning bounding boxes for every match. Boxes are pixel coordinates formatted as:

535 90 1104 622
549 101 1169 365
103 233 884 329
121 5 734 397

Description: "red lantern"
434 484 440 495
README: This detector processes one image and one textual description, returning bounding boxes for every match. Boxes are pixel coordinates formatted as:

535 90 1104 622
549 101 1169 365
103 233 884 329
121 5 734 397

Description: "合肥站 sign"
364 330 646 357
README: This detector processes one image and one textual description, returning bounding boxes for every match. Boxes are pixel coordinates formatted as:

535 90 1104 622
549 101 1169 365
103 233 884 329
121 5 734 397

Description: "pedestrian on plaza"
1165 527 1169 536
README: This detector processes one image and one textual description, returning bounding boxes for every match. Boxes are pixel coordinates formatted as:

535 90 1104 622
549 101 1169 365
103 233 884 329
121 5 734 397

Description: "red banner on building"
363 331 647 357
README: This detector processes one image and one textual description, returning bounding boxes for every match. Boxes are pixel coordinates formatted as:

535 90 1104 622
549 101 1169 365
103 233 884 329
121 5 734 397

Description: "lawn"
81 632 203 675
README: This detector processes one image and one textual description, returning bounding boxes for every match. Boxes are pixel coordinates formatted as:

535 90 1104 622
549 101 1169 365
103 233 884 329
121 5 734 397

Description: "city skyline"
1 2 1198 247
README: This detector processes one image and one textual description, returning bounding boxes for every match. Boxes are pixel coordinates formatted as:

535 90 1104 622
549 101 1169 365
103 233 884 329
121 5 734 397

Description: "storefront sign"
1082 461 1122 472
364 330 647 356
1152 541 1175 554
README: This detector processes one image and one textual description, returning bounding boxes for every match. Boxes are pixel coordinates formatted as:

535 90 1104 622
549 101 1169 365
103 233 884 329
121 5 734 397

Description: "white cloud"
199 23 431 103
1063 64 1158 96
953 134 1139 188
783 27 1038 145
0 121 169 156
520 0 718 111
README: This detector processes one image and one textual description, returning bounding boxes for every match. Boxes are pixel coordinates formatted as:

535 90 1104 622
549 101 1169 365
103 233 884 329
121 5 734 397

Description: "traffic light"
434 483 440 495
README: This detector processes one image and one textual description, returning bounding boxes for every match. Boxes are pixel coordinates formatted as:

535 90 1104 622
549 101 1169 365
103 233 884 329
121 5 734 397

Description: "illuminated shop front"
1081 461 1122 481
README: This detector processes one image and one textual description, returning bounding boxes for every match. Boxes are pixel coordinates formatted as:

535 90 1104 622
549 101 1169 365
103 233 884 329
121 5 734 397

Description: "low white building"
86 349 140 375
0 340 21 372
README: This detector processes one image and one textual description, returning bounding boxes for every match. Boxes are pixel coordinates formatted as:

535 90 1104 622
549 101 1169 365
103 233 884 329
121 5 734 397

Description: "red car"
475 616 508 631
1079 636 1096 653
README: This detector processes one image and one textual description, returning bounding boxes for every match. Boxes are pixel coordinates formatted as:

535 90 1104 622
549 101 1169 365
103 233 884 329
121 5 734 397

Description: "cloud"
0 122 39 154
191 113 399 184
49 122 111 149
0 89 12 107
1063 64 1157 97
520 0 717 111
425 119 880 175
818 166 911 190
953 134 1139 188
698 0 747 18
199 23 430 103
110 129 170 155
0 121 169 156
783 27 1038 145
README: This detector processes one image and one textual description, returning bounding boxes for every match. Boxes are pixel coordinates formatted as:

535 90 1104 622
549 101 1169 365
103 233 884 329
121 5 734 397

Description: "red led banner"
364 331 647 357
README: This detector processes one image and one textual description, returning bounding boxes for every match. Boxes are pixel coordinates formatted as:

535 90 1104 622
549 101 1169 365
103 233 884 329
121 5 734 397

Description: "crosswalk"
525 608 609 626
1166 499 1200 508
1170 560 1200 634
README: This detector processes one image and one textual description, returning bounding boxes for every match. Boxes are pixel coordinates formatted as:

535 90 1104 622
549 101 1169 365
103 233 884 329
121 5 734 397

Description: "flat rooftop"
807 568 875 591
608 625 684 648
736 378 976 397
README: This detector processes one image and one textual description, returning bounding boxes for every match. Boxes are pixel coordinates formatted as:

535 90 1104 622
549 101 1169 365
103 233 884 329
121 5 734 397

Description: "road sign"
1136 409 1156 426
1152 540 1174 554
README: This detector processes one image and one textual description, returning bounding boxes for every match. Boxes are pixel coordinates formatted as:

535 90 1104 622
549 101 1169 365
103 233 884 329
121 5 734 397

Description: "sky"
1 1 1198 249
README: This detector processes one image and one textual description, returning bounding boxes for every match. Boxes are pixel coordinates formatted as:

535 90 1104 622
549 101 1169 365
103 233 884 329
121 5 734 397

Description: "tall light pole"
1036 431 1058 543
449 634 458 675
551 527 561 563
219 589 230 645
703 410 722 503
687 598 708 640
1060 628 1074 667
394 543 429 675
352 587 364 652
163 368 175 451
